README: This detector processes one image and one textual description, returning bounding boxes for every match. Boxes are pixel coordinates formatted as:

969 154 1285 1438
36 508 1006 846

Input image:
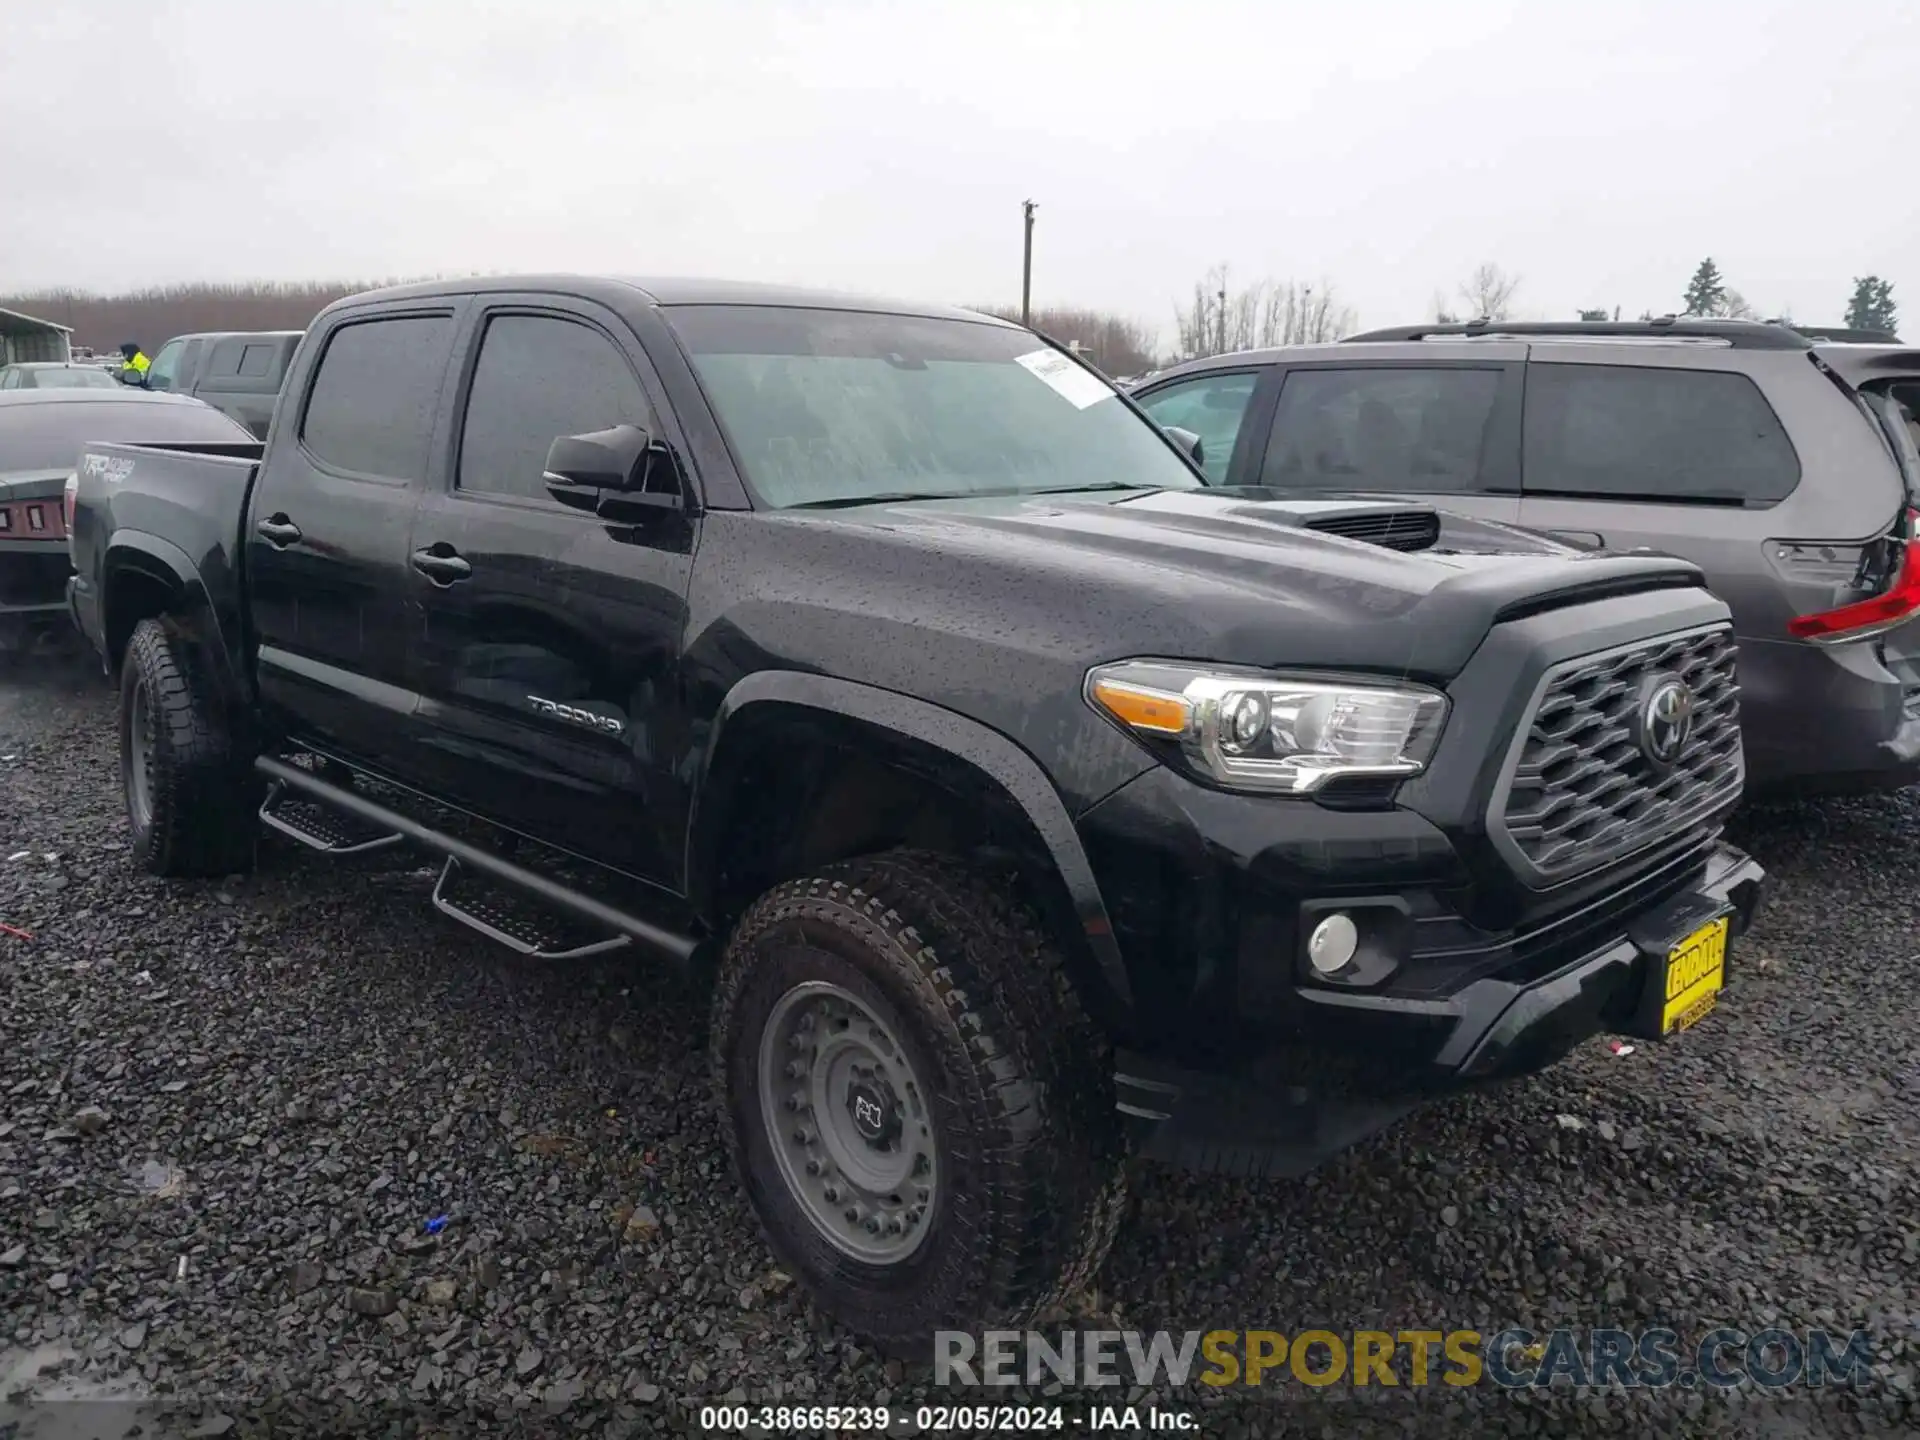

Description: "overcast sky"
4 0 1914 341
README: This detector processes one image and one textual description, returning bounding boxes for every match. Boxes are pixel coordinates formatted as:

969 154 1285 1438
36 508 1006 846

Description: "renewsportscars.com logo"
935 1328 1876 1391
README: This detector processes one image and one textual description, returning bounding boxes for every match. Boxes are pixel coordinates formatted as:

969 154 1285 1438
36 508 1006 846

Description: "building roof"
0 307 74 339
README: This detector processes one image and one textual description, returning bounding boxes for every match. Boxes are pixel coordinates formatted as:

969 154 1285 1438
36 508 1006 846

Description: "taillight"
1787 508 1920 644
63 472 78 533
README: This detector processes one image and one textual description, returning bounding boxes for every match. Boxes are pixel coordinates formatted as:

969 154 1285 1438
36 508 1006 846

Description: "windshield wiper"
786 483 1164 511
784 490 985 510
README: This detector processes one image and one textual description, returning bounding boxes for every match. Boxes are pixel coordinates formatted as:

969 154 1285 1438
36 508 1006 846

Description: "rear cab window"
300 315 454 483
1259 366 1509 493
1522 363 1800 505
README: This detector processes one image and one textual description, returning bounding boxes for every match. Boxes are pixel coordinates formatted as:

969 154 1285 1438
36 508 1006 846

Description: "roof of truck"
334 274 1016 326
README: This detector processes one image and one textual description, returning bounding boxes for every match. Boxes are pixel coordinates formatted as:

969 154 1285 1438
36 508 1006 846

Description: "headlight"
1085 660 1447 795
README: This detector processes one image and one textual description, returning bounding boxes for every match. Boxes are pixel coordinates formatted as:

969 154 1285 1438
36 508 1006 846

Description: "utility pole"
1020 200 1037 327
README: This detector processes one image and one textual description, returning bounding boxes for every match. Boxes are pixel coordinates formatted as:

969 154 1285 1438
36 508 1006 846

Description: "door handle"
1546 529 1605 550
411 546 472 585
255 515 302 547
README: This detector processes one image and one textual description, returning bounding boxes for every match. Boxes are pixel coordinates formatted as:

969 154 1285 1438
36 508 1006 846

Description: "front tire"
711 850 1126 1356
120 618 256 877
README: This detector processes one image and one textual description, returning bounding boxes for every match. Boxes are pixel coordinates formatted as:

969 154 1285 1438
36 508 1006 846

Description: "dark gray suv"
1133 319 1920 796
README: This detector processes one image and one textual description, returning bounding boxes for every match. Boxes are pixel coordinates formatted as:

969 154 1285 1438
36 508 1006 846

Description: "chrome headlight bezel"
1085 659 1449 795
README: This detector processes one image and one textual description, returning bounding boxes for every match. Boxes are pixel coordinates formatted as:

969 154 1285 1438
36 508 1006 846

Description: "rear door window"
300 315 454 483
1523 363 1800 505
239 343 277 379
1135 372 1259 483
1259 367 1505 492
205 340 245 380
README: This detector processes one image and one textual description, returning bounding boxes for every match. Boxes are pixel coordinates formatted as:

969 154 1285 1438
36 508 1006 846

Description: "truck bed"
68 439 264 669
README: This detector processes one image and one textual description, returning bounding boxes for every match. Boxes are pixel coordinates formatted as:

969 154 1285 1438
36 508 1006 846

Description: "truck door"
405 299 695 889
247 304 461 775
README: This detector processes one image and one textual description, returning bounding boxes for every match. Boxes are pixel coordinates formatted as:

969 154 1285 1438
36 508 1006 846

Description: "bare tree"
973 303 1159 376
1717 289 1757 320
1174 269 1357 359
0 279 434 354
1457 263 1521 322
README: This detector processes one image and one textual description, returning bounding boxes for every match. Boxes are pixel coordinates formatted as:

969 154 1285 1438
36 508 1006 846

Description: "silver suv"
1132 318 1920 797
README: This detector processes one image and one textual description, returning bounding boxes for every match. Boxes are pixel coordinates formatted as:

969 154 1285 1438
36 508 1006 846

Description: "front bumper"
1111 841 1764 1177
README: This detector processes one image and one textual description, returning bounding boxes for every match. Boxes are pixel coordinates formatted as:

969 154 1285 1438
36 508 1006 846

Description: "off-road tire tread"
710 848 1126 1352
123 617 255 877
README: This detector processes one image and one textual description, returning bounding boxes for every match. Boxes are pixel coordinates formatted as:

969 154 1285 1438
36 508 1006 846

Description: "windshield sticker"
1014 349 1115 410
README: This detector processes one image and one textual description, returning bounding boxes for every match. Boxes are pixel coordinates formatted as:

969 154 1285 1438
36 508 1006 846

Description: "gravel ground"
2 649 1916 1438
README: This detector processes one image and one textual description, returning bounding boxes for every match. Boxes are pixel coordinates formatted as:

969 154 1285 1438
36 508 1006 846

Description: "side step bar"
260 781 405 855
431 857 631 961
255 756 698 967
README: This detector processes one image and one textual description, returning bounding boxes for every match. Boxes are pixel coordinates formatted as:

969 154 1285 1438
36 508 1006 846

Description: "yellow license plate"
1662 917 1728 1034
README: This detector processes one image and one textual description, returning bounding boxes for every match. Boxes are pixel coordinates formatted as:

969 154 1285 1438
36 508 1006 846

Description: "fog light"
1307 912 1359 975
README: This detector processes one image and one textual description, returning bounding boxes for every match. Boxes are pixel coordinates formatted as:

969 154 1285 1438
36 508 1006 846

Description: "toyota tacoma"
67 275 1765 1353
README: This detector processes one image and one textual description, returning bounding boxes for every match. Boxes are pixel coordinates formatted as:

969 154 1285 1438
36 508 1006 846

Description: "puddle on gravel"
0 1343 150 1437
126 1160 186 1199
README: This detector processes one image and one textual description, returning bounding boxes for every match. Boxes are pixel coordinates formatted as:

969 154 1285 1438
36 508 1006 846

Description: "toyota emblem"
1636 676 1695 767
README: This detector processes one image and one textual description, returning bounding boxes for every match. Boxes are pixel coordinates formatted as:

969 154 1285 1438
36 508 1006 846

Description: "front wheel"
710 850 1126 1356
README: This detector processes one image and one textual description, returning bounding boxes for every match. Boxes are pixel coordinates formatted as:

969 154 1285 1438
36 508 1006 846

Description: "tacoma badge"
526 695 625 736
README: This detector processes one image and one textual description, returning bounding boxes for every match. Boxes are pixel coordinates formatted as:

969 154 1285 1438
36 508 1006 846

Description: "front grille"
1302 508 1441 552
1496 626 1742 884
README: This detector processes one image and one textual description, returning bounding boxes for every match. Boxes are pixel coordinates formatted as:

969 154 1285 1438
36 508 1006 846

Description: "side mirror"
1164 425 1205 470
544 424 682 519
119 370 147 388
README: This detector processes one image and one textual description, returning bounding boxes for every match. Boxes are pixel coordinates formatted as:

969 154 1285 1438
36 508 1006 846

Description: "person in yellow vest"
119 342 151 384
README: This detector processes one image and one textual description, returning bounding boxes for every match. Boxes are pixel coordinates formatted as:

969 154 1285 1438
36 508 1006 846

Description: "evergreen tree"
1682 259 1727 317
1844 277 1898 336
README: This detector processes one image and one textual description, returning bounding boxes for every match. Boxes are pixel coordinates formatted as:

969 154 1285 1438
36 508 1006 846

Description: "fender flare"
687 670 1131 1009
100 530 242 703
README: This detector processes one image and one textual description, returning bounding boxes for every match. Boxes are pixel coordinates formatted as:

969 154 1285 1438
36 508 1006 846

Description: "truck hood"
781 487 1706 681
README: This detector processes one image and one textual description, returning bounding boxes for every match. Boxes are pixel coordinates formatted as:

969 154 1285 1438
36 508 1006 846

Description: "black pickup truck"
67 275 1765 1352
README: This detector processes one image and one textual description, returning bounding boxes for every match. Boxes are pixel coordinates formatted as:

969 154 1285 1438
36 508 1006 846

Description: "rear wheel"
711 850 1126 1356
120 618 257 877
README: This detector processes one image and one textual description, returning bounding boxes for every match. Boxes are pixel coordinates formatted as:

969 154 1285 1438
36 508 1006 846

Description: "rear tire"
120 618 257 877
710 849 1126 1357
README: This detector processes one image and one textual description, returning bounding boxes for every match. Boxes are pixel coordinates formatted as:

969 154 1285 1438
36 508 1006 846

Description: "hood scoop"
1298 504 1442 553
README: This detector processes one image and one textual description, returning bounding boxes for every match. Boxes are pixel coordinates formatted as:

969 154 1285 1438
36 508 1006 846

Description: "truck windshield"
666 305 1205 509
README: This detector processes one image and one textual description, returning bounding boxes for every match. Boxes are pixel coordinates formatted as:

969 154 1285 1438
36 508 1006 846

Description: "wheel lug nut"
844 1207 859 1223
786 1061 806 1079
865 1218 879 1233
805 1160 821 1176
823 1187 839 1203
